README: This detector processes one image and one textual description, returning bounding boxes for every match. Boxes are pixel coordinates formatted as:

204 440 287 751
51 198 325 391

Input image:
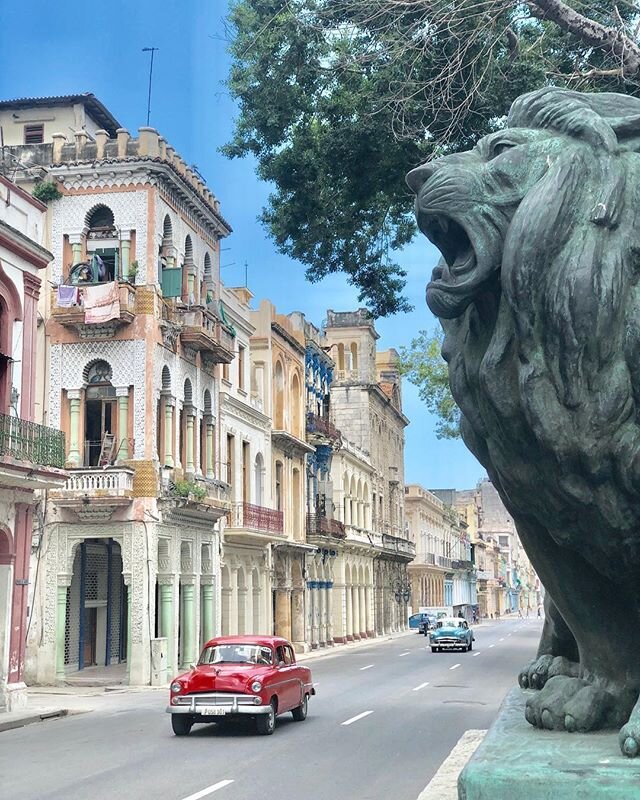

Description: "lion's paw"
519 655 579 690
619 717 640 758
525 675 613 732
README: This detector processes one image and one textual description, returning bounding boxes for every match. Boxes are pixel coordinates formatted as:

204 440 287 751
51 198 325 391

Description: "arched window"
184 379 193 406
275 461 283 511
83 205 118 282
254 452 265 506
291 372 301 437
274 361 284 429
337 343 345 371
161 366 171 393
350 342 358 370
83 359 117 466
0 273 21 415
184 235 194 264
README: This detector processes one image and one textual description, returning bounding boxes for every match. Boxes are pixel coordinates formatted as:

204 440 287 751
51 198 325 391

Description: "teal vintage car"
429 618 474 653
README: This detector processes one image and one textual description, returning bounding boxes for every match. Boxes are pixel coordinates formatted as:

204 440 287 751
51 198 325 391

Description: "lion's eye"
490 141 514 158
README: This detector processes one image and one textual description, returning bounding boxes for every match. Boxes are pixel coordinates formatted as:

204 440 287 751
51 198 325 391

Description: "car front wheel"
468 640 473 651
171 715 193 736
256 700 276 735
292 694 308 722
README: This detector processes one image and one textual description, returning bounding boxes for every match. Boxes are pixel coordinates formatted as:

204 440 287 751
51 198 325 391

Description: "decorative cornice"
0 221 53 270
23 271 41 299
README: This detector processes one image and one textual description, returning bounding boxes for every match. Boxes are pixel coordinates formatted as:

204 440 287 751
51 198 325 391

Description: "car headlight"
251 680 262 693
170 682 182 693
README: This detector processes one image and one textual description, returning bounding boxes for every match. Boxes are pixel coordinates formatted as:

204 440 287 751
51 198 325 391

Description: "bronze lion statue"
407 87 640 757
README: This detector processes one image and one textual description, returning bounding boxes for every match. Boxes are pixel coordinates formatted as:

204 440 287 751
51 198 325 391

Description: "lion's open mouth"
420 214 475 279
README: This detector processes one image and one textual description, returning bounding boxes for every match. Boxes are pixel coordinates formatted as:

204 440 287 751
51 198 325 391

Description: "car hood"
432 627 465 635
175 664 270 694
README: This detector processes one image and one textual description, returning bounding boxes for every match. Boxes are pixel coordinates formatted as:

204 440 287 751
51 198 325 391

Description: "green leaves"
224 0 640 317
398 328 461 439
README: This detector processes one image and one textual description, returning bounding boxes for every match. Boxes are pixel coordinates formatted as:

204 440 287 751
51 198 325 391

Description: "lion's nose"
406 162 436 194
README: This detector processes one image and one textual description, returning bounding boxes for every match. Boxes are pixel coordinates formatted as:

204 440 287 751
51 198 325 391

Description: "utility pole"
142 47 159 126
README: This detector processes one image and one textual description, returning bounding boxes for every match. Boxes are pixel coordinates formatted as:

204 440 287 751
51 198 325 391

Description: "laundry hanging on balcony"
83 281 120 324
57 285 80 307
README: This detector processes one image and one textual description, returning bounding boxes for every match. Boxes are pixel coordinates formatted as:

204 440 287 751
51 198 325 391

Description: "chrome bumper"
166 692 272 716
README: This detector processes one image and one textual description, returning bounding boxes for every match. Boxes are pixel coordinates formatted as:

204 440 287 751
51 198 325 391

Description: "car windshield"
198 644 273 666
437 619 463 628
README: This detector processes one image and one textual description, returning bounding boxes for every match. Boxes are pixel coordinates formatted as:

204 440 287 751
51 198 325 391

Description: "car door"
275 645 300 711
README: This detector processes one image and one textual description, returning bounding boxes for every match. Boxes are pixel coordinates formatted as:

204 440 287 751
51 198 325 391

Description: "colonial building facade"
3 95 234 686
0 175 67 710
324 310 414 636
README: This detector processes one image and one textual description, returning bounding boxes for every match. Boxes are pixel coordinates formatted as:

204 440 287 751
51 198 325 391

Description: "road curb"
417 729 486 799
0 708 70 734
297 629 414 663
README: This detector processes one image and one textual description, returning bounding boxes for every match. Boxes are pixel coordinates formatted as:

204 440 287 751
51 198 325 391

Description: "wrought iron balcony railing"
307 513 346 539
305 412 341 444
0 413 65 469
231 502 284 534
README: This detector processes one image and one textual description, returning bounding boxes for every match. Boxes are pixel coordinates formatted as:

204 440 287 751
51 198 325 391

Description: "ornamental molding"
221 392 270 430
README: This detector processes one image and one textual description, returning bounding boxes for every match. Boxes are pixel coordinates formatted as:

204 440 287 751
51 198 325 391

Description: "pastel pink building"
0 175 67 711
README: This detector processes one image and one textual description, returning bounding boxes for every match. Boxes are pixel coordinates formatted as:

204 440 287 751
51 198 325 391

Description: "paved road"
1 617 541 800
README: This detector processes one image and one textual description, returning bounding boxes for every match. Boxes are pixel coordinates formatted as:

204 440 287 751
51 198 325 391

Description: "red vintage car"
166 635 315 736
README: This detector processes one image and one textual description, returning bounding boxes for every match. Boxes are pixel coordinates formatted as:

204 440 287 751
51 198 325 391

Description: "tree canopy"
224 0 640 317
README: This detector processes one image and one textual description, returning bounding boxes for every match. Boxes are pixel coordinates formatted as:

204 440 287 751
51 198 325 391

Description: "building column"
228 568 239 635
201 580 215 643
318 584 326 646
274 588 292 641
163 397 174 467
116 387 129 460
120 230 131 280
159 580 174 674
185 405 195 474
353 585 361 640
55 584 69 681
68 232 83 266
291 588 305 647
326 582 334 644
181 581 195 668
67 389 82 466
205 416 215 480
358 584 366 636
345 583 353 641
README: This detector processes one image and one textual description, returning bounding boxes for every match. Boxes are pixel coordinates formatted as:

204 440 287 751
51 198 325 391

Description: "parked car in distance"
166 635 315 736
409 612 430 632
429 618 475 652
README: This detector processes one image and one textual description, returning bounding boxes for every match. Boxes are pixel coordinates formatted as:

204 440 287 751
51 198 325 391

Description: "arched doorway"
64 539 126 672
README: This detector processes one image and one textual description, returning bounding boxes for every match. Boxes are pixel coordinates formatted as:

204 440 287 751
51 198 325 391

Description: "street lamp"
392 576 411 604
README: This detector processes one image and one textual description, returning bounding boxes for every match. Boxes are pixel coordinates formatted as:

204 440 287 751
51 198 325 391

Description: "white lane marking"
399 650 411 656
342 710 374 726
449 663 461 671
499 638 505 641
360 664 374 671
413 682 430 691
472 652 481 657
489 644 495 648
508 633 512 637
181 780 234 800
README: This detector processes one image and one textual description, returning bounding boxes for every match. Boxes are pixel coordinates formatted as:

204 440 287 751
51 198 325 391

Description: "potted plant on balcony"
124 261 139 283
173 478 207 502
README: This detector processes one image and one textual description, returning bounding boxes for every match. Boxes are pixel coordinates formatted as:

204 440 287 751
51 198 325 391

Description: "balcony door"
85 386 117 467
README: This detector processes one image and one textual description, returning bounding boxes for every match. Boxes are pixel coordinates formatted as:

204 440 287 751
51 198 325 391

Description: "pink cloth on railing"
57 285 79 307
83 282 120 324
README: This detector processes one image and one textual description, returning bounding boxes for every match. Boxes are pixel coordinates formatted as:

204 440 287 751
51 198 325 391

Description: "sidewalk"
0 629 415 734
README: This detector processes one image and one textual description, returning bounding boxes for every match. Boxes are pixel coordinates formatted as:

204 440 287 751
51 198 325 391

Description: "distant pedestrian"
526 607 530 618
472 609 478 624
537 605 542 618
518 607 523 618
458 610 464 619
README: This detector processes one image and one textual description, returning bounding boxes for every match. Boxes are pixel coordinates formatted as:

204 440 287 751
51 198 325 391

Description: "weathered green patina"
408 88 640 759
459 689 640 799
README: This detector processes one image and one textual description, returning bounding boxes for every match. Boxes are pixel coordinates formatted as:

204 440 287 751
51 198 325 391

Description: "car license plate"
200 707 227 716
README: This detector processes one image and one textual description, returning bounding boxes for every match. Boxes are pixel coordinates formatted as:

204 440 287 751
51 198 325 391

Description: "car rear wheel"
256 700 276 735
292 694 308 722
171 715 193 736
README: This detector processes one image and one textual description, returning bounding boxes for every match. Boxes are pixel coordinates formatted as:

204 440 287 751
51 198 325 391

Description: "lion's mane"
443 88 640 578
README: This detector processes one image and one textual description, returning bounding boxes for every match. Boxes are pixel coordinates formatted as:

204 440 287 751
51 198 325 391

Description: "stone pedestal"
459 688 640 800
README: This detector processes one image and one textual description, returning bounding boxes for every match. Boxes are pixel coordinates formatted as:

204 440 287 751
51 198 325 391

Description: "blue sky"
0 0 485 490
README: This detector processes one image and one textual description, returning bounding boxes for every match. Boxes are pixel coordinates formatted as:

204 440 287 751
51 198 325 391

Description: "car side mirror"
278 660 286 668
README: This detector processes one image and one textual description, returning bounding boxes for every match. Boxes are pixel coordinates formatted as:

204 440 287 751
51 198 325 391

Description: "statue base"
459 687 640 799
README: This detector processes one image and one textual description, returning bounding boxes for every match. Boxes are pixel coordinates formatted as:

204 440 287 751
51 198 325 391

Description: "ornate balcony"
159 473 231 521
0 413 67 489
225 501 284 542
306 513 346 540
452 559 475 571
177 308 235 363
382 533 416 561
51 467 134 519
306 412 342 448
50 283 136 337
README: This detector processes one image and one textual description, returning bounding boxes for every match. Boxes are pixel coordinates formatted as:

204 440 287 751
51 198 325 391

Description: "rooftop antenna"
244 260 248 287
142 47 159 126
